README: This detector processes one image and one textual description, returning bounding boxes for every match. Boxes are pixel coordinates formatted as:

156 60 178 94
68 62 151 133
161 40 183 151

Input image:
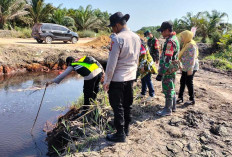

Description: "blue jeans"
141 73 155 97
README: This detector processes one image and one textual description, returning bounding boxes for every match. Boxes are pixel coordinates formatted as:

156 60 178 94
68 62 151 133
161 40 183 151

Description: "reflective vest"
71 56 99 76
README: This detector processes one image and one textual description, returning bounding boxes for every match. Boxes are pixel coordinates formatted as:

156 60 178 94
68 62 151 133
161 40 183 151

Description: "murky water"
0 72 83 157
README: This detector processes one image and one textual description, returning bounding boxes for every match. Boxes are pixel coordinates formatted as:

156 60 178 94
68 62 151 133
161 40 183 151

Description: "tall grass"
77 30 96 38
204 50 232 70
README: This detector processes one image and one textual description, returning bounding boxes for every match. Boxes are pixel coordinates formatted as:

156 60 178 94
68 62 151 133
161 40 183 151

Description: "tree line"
137 10 231 44
0 0 111 32
1 0 232 46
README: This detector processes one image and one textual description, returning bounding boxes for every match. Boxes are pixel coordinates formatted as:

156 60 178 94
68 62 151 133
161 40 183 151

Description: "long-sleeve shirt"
138 43 158 78
53 66 102 84
104 28 141 84
180 44 199 72
147 37 160 62
158 34 180 76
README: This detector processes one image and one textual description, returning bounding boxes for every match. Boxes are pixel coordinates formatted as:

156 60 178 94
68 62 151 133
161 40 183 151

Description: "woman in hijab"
177 30 199 105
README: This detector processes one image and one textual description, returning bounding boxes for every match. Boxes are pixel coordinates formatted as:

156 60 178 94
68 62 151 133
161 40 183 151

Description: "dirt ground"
1 37 231 156
73 69 232 157
0 37 109 75
0 37 93 50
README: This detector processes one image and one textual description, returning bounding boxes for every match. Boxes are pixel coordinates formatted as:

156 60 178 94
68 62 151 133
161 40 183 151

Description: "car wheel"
45 36 52 44
71 37 78 44
63 41 68 43
36 39 43 43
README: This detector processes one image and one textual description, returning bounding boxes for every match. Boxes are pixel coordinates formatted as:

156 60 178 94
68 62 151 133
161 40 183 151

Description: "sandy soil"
0 37 94 50
73 70 232 157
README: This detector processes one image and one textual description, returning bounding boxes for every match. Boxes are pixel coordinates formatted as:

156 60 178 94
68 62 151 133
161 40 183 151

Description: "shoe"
136 94 145 99
124 125 129 136
189 99 195 105
146 96 154 102
176 98 183 104
106 132 126 142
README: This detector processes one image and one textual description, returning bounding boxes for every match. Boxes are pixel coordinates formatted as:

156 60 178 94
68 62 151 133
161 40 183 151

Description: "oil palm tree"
204 10 228 36
72 5 101 30
0 0 28 29
51 8 75 30
26 0 54 24
179 12 203 30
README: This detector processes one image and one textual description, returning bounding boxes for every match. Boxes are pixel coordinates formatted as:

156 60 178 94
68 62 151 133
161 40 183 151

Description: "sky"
45 0 232 31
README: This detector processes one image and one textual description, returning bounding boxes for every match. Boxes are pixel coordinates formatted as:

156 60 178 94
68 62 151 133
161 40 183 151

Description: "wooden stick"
31 85 47 134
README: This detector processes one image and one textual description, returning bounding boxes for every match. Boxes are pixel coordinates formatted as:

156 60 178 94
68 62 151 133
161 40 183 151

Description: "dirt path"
0 37 94 50
74 69 232 157
0 37 109 75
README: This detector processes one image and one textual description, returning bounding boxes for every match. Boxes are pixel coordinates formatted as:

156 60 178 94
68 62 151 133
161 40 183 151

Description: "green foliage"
71 5 101 31
26 0 55 24
211 31 222 48
136 26 161 38
15 27 32 38
218 31 232 49
77 30 96 38
205 50 232 70
49 8 76 31
0 0 28 29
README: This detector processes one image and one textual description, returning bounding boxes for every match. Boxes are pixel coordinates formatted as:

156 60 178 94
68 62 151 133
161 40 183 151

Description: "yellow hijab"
178 30 199 60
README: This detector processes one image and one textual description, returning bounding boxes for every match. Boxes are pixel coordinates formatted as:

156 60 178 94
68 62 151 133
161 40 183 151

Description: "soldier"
103 12 141 142
155 21 180 116
144 30 160 64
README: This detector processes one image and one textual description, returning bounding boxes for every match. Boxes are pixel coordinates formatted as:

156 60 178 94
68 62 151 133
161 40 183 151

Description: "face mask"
146 37 150 40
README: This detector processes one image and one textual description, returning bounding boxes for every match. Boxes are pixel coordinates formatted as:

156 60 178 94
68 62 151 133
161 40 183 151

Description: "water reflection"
0 72 83 156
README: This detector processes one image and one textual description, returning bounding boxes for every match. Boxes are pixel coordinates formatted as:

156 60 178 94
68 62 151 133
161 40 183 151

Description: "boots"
106 128 126 142
157 98 173 116
172 96 176 112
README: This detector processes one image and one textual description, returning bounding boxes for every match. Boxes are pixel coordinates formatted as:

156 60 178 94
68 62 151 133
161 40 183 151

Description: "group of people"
46 12 199 143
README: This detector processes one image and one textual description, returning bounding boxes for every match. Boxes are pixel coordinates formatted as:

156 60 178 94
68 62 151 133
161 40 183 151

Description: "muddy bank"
0 45 108 75
45 70 232 157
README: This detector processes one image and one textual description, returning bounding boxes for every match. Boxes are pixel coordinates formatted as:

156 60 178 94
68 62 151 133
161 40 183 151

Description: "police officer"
144 30 160 64
46 56 104 116
103 12 141 142
156 21 180 116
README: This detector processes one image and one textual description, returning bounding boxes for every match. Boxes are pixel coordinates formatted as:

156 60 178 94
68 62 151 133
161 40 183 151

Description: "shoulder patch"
165 42 174 56
155 40 159 49
140 45 146 55
110 41 114 51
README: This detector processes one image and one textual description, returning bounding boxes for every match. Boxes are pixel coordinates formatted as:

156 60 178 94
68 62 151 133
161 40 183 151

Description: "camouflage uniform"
147 37 160 62
157 33 180 115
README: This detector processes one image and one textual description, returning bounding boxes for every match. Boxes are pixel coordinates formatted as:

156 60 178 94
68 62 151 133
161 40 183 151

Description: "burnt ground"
49 69 232 157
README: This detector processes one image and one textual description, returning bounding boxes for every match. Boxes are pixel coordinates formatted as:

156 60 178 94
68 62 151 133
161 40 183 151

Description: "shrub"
96 30 110 37
211 31 222 49
15 27 32 38
205 50 232 70
77 30 96 38
218 31 232 49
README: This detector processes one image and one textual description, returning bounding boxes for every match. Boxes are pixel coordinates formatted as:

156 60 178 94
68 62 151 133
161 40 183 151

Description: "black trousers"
83 72 103 109
178 71 196 100
108 80 134 133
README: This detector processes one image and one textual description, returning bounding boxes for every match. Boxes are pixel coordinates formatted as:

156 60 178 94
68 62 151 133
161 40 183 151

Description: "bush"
78 30 96 38
211 31 222 49
218 31 232 49
205 50 232 70
96 30 110 37
15 27 32 38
